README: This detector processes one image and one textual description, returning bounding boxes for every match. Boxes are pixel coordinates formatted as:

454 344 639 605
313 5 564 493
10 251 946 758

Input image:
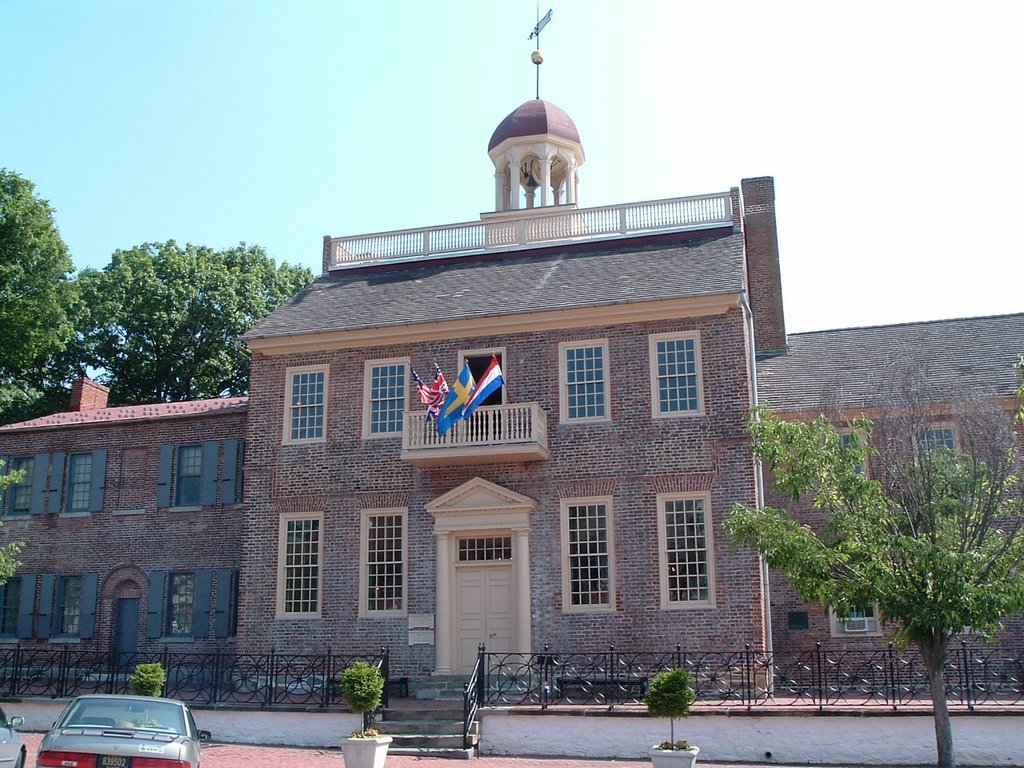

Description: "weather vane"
528 7 553 100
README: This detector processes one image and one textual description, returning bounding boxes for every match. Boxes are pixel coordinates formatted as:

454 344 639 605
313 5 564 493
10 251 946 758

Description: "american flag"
412 364 449 421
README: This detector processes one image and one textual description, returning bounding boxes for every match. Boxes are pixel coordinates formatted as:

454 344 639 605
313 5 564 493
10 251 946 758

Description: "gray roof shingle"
245 235 746 340
757 313 1024 413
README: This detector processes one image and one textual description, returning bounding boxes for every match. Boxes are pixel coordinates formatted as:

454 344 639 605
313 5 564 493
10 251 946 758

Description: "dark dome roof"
488 99 581 152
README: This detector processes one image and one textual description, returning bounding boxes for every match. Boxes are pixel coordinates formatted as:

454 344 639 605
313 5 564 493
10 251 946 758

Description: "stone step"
386 733 478 750
388 746 476 760
380 720 470 736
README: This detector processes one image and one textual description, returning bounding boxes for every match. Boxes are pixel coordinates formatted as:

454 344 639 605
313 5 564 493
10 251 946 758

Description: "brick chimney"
69 378 110 412
741 176 787 355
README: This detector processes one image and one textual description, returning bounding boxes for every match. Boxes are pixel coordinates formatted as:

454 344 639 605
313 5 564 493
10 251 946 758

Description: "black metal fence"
0 646 389 709
481 642 1024 712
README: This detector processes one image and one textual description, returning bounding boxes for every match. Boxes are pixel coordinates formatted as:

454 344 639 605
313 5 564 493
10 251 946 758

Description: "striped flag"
463 357 505 419
412 364 449 421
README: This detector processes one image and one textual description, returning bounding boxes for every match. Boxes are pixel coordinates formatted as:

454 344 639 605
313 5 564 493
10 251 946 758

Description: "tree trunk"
922 638 955 768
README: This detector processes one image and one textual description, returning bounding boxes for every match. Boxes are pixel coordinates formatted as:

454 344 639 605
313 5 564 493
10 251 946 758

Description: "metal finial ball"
531 50 544 66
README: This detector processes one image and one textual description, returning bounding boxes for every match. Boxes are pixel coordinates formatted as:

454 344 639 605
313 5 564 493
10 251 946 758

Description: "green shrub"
340 661 385 737
645 668 696 747
129 662 166 697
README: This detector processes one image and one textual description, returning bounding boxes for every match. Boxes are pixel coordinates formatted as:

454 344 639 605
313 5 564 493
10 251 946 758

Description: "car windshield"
62 700 186 736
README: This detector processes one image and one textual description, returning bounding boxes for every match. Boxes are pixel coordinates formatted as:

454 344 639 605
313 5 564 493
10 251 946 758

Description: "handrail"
327 192 734 270
463 644 484 752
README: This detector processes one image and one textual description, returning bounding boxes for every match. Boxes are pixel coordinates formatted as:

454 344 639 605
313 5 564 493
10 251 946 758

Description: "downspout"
740 290 773 659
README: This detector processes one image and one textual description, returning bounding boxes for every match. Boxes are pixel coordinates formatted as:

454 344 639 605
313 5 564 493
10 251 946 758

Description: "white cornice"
246 293 742 355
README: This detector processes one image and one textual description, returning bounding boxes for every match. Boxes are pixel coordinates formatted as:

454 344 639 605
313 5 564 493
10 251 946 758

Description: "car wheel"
13 747 25 768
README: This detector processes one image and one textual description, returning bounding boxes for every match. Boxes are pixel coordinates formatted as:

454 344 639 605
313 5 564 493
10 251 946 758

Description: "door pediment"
427 477 536 534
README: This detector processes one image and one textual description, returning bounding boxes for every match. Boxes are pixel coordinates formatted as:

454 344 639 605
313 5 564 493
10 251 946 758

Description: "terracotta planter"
341 735 392 768
650 745 699 768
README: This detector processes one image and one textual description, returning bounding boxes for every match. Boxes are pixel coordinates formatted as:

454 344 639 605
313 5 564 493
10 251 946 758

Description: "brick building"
0 98 1019 674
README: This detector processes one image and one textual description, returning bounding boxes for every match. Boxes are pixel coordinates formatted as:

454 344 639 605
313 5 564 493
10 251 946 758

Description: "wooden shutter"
17 574 36 638
146 571 166 638
48 452 66 513
199 441 219 506
221 440 242 504
30 453 48 515
192 570 212 638
88 449 107 512
214 568 237 638
38 574 56 638
157 446 174 508
79 573 99 638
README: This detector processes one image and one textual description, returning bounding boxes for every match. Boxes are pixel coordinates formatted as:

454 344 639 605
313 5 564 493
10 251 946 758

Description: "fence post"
476 644 486 706
381 646 391 709
265 648 275 707
608 645 617 710
322 647 332 709
674 643 681 671
745 643 753 712
961 639 974 711
886 643 897 711
814 642 824 712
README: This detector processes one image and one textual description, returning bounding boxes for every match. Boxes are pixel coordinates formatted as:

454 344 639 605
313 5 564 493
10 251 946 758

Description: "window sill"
160 636 195 643
114 508 146 516
169 505 203 513
47 637 82 644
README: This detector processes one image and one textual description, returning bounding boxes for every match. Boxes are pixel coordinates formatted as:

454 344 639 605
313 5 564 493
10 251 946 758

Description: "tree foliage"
725 394 1024 768
0 169 77 421
0 461 25 582
74 241 311 405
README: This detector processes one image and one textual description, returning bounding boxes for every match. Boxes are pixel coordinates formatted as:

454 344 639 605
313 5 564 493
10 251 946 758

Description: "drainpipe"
740 290 773 659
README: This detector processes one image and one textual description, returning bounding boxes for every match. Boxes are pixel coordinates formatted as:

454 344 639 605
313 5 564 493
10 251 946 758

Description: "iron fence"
481 642 1024 712
0 646 388 709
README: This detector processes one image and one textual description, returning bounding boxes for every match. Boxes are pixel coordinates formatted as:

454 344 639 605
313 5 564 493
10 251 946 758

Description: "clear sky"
3 1 1021 334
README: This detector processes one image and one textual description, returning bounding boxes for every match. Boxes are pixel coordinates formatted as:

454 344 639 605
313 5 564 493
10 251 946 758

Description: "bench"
555 675 649 700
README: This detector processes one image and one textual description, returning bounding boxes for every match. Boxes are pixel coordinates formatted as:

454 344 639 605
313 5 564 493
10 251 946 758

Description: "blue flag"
436 363 475 437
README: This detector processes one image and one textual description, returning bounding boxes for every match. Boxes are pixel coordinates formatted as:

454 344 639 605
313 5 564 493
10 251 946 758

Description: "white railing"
329 192 733 270
402 402 548 453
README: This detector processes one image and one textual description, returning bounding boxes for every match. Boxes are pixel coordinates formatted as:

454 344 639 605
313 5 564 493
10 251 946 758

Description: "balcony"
326 191 734 271
400 403 549 467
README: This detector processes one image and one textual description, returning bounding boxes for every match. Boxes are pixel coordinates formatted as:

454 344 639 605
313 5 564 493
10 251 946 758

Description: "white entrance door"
455 564 513 672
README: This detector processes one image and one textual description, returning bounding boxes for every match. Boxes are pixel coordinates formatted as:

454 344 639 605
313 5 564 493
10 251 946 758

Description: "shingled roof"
245 234 746 341
757 313 1024 414
0 397 248 433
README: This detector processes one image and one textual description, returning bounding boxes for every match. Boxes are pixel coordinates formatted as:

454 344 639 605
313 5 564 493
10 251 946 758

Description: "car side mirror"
198 729 212 741
8 716 23 729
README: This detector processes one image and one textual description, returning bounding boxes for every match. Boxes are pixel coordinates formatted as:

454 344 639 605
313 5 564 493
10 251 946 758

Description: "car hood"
40 727 195 760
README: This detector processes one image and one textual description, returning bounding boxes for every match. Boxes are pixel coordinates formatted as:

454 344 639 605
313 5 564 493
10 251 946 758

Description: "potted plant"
339 661 391 768
645 668 699 768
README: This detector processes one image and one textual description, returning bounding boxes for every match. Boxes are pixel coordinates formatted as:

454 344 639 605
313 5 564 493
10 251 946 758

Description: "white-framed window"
649 331 704 417
0 577 22 637
166 572 196 637
561 497 615 612
276 513 322 619
283 365 328 444
830 605 882 637
174 445 203 507
56 575 83 637
64 453 93 514
658 493 714 609
362 358 408 437
918 427 956 453
559 340 610 423
360 509 406 616
6 457 33 516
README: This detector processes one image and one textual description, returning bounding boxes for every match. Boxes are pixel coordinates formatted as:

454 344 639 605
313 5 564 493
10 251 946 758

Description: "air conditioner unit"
844 617 869 633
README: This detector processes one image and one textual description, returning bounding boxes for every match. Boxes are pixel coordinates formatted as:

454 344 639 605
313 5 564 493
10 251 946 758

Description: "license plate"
99 756 130 768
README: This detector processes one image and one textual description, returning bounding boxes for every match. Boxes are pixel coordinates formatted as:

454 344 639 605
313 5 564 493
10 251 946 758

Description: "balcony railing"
401 403 549 466
327 192 733 270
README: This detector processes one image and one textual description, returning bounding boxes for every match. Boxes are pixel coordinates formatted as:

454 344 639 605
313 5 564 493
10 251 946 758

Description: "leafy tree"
0 169 77 422
0 461 25 581
74 241 311 404
725 393 1024 768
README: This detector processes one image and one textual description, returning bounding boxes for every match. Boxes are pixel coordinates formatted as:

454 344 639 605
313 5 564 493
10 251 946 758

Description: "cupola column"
507 158 519 211
540 156 552 207
494 169 506 212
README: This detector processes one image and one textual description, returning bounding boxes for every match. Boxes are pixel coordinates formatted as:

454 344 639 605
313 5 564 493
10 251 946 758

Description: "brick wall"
741 176 787 355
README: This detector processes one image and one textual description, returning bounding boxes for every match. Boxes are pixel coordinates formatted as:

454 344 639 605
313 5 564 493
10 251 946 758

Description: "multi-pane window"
458 537 512 561
367 362 406 435
365 512 404 613
285 367 327 443
563 500 613 610
650 332 703 416
65 453 93 513
175 445 202 507
8 457 33 515
839 432 865 475
0 577 21 636
561 342 609 422
279 515 321 617
57 575 83 636
660 495 713 607
167 573 196 636
918 428 955 452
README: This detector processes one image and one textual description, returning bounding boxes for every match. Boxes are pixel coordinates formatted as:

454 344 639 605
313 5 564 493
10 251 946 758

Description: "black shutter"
221 440 241 504
48 452 66 513
30 453 48 515
157 446 173 508
17 574 36 638
192 570 212 638
79 574 99 638
199 442 219 506
214 568 237 638
0 455 7 513
38 574 56 638
146 571 166 638
89 449 107 512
